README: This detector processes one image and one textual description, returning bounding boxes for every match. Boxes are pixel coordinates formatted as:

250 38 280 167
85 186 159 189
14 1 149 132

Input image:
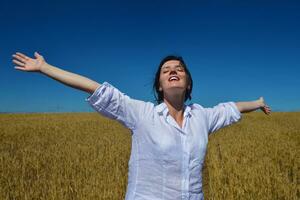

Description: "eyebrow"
161 65 183 69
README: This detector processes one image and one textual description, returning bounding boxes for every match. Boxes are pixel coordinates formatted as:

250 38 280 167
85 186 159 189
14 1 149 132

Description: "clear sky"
1 0 299 113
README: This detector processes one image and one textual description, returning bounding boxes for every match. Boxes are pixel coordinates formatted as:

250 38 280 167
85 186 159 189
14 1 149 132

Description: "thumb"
34 51 43 58
259 97 264 102
259 97 265 107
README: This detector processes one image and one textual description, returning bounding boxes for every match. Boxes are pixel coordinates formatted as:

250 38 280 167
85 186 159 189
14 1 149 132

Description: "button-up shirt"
86 82 242 200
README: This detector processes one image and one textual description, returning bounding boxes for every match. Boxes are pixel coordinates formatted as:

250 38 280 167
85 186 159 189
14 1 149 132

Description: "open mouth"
168 76 180 81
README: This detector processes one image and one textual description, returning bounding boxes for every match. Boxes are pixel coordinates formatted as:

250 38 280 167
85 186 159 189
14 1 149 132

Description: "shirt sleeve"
85 82 146 130
205 102 242 134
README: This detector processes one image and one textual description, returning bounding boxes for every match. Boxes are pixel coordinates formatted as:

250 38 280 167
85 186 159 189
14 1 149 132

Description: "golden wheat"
0 112 299 199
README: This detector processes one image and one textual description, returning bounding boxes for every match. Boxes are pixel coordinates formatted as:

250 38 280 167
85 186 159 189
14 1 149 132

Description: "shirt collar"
156 102 168 118
184 105 192 118
156 102 192 118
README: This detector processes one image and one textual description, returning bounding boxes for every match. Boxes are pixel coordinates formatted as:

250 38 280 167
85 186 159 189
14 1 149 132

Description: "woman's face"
159 60 190 99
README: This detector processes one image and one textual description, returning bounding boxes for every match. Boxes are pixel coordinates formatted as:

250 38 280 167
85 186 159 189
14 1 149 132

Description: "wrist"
39 62 50 74
256 99 264 108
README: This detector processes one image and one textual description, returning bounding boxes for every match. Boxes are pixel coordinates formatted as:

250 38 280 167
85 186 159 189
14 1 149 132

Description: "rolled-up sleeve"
85 82 146 130
205 102 242 134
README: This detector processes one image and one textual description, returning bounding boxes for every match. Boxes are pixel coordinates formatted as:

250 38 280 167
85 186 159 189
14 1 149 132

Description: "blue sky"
1 0 299 112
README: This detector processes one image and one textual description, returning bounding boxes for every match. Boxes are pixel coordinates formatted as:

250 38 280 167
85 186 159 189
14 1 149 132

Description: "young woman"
13 52 271 200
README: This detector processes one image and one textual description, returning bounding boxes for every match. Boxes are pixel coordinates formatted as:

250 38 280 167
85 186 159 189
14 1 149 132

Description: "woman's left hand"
258 97 271 115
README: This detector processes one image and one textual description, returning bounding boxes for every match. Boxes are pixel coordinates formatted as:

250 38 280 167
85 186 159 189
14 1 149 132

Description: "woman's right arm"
12 52 100 94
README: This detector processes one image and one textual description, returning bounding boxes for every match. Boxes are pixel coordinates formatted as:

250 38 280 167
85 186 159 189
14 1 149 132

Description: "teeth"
169 76 179 81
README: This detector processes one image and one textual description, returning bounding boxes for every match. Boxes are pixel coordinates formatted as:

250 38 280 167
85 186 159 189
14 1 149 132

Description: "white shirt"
86 82 242 200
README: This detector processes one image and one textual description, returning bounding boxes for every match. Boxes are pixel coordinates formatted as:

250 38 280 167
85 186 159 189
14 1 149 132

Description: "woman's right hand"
12 52 46 72
12 51 100 94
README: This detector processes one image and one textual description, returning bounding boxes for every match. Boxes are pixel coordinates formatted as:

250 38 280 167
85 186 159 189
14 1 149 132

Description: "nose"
169 69 177 75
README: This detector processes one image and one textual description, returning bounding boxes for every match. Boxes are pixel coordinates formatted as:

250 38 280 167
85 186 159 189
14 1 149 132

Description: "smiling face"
159 60 191 100
153 55 193 104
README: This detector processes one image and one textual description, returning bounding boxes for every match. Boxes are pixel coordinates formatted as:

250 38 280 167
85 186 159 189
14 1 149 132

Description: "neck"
163 94 185 127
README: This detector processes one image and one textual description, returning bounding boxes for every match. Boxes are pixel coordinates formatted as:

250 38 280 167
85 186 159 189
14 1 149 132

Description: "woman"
13 52 271 200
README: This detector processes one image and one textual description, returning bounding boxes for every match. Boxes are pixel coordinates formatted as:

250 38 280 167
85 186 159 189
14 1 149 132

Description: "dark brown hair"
153 55 193 104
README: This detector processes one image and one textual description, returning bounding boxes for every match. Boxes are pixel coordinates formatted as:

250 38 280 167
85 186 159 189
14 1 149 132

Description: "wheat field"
0 112 299 200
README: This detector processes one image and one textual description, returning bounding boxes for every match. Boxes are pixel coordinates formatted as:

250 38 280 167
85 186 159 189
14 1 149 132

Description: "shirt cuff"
228 101 242 122
85 82 112 108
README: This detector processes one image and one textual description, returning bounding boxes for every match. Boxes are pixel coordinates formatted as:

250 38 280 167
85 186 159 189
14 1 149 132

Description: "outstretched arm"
235 97 271 115
12 52 100 94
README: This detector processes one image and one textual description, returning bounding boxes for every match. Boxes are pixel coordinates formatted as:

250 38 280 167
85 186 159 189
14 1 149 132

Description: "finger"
12 59 25 66
265 106 271 110
14 66 26 71
16 52 29 59
262 107 271 114
13 54 27 63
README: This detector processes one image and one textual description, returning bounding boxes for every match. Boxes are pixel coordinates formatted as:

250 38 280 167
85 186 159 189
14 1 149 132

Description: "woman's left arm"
235 97 271 115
